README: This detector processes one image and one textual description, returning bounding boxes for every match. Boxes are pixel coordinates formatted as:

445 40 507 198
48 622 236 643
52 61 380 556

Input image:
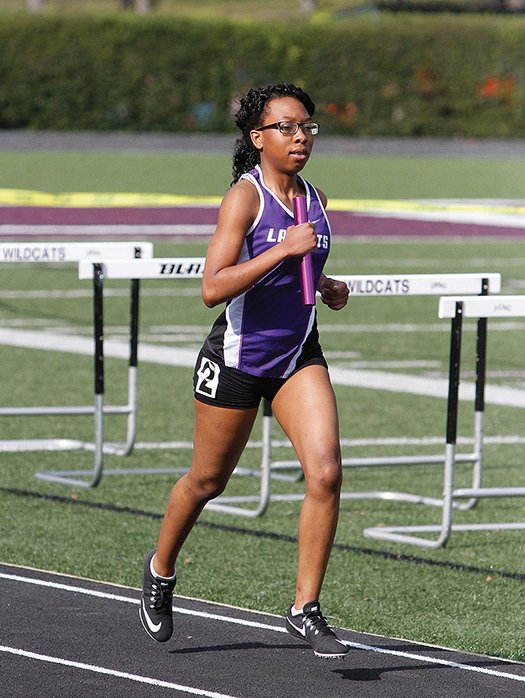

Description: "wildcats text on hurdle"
0 245 67 262
346 278 410 295
159 261 205 277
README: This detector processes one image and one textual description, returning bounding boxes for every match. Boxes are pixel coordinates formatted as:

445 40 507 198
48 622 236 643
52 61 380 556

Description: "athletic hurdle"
187 272 503 518
363 294 525 548
265 274 501 499
0 241 153 489
51 257 273 516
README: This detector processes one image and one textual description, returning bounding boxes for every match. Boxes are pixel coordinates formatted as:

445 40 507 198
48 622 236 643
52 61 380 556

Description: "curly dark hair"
231 82 315 185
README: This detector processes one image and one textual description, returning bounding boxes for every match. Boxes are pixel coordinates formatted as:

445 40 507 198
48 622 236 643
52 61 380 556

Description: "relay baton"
292 195 315 306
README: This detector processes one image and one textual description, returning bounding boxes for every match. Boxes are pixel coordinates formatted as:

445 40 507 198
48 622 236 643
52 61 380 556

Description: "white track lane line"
1 571 524 685
0 645 237 698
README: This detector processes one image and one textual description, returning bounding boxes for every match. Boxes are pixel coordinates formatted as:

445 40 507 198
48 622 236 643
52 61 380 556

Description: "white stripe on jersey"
241 171 265 235
223 294 245 368
281 305 316 378
223 237 251 368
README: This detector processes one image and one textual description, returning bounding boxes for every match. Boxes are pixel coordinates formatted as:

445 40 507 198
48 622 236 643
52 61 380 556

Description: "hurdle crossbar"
330 273 501 297
78 257 205 281
0 242 153 488
0 241 153 264
363 294 525 548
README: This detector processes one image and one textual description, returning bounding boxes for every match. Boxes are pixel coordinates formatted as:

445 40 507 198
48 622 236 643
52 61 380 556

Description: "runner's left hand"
319 277 349 311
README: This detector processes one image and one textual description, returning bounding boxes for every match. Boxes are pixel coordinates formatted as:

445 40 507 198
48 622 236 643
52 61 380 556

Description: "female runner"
140 82 350 658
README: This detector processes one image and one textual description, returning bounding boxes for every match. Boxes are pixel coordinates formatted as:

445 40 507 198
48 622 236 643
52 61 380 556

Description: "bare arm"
202 180 318 308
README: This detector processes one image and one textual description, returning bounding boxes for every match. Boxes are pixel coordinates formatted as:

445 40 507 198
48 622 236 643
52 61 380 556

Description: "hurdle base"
364 521 525 549
5 438 133 456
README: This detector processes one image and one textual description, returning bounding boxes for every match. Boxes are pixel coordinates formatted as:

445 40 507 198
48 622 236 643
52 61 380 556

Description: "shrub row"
1 14 525 136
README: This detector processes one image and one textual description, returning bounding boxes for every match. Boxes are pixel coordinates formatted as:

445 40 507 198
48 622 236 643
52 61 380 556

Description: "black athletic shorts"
193 333 327 410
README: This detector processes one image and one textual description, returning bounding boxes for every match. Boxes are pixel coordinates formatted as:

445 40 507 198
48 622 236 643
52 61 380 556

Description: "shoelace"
302 609 330 636
149 580 174 610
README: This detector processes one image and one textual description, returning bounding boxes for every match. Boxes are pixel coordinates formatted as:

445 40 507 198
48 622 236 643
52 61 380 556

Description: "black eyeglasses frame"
256 121 319 136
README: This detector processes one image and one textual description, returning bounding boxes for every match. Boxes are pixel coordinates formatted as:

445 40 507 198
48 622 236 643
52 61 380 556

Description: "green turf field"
0 147 524 662
1 150 525 198
0 0 502 20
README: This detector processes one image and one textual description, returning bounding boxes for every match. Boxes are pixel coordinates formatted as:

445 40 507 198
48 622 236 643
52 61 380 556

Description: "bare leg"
271 365 342 609
153 400 258 577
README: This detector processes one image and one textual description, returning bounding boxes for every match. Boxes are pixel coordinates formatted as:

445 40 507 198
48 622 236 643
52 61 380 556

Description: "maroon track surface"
1 205 524 238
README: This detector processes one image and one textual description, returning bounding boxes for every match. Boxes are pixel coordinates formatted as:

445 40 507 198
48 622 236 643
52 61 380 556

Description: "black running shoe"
286 600 349 657
139 550 176 643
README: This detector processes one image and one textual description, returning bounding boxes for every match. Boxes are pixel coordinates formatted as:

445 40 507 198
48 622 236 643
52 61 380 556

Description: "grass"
0 0 368 20
1 146 525 663
1 150 525 198
1 236 525 661
0 0 502 20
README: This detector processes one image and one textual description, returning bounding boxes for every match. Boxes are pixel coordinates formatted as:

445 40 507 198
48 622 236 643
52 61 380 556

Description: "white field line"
0 646 237 698
359 208 525 227
328 366 525 408
0 224 215 237
1 571 524 685
2 326 525 407
332 359 441 369
0 288 200 299
319 321 525 333
5 317 525 334
0 327 197 367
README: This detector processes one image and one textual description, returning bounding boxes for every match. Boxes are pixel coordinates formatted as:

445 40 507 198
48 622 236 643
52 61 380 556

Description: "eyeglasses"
256 121 319 136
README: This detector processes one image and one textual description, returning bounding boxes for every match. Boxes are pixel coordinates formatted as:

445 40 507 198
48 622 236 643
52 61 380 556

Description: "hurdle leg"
454 275 488 510
205 400 273 517
363 301 464 548
102 278 139 457
263 401 304 483
36 263 107 488
461 314 487 509
124 277 140 454
233 401 304 484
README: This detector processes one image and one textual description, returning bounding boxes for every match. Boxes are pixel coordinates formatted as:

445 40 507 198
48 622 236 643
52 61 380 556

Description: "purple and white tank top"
203 165 331 378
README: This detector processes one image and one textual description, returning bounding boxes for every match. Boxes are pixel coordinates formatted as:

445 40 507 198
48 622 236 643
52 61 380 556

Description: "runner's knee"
186 469 230 502
304 458 342 498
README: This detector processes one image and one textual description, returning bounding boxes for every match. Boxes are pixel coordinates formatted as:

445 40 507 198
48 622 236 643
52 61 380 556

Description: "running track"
2 563 525 698
1 201 525 238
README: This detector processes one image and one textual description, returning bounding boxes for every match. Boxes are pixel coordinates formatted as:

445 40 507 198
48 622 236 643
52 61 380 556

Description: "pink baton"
292 195 315 306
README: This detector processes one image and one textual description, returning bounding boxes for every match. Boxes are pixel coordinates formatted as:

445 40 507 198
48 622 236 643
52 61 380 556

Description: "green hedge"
1 14 525 136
